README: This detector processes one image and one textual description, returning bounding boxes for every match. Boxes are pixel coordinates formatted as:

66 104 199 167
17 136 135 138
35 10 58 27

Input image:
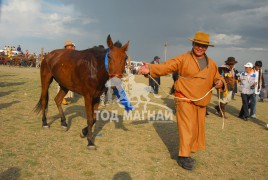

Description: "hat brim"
188 38 214 47
225 61 238 65
64 44 74 47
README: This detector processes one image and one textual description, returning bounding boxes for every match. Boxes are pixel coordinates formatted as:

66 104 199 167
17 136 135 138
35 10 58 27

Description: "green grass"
0 66 267 179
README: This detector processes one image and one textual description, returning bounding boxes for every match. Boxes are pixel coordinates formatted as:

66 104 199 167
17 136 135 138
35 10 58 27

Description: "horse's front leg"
81 97 100 138
83 95 97 150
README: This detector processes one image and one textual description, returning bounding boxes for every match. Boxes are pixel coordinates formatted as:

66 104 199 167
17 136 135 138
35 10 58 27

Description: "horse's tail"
33 92 49 115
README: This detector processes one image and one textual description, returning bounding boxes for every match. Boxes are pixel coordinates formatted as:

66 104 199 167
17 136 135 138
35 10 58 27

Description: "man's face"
65 45 75 50
155 58 160 63
228 64 235 69
193 43 208 58
255 65 260 71
245 67 252 73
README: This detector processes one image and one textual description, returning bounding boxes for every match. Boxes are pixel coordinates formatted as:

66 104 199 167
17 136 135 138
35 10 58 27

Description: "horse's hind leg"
54 86 68 128
40 67 53 128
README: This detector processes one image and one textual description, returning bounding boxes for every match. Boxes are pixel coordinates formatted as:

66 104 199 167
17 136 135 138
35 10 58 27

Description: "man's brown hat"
225 57 238 65
188 31 214 47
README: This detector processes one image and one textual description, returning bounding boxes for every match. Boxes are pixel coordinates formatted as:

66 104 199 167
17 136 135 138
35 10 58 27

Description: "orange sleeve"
149 56 181 77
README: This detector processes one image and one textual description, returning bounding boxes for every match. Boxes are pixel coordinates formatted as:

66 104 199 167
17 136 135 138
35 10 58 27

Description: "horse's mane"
114 41 122 48
91 40 122 51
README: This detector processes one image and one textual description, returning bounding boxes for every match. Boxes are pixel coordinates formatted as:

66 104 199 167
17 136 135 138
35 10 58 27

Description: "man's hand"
214 80 223 89
137 62 150 75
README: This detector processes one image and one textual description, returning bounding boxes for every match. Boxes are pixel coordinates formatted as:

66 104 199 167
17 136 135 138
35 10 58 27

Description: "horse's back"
41 48 108 96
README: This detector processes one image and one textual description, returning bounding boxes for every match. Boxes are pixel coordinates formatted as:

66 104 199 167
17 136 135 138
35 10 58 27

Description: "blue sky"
0 0 268 70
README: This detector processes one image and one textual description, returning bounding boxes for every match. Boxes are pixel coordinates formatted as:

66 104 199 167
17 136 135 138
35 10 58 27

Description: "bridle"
104 48 123 78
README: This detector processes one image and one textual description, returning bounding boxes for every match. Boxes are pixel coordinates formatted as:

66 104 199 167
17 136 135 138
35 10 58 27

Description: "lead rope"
148 74 225 129
218 90 225 129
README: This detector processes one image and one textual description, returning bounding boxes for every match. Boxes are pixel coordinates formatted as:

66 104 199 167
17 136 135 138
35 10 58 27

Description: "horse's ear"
107 34 114 49
122 41 129 51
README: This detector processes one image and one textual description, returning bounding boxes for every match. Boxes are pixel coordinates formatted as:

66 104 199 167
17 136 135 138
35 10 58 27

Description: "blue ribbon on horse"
105 49 134 112
113 87 134 112
104 48 110 72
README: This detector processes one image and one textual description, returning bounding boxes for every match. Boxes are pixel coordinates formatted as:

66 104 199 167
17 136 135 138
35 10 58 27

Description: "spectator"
249 61 263 118
232 68 239 100
149 56 161 94
17 45 21 52
238 62 257 121
259 69 268 101
7 47 12 58
262 69 268 99
25 50 29 59
170 72 178 95
215 57 237 118
60 40 76 105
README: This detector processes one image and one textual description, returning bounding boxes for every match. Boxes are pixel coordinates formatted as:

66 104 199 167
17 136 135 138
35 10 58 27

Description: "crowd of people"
0 45 43 67
215 59 267 121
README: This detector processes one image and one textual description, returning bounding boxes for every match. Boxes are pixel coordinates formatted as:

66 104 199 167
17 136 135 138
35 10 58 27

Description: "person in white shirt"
249 61 263 118
238 62 257 121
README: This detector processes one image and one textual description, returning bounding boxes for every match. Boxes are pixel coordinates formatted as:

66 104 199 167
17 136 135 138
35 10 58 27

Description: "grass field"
0 65 267 179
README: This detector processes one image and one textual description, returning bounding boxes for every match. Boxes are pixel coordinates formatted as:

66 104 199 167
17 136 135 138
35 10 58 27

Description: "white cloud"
221 4 268 29
0 0 97 39
226 47 268 52
212 34 243 45
248 48 268 51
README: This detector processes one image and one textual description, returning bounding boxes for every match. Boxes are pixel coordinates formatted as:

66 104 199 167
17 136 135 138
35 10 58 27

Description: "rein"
104 48 122 78
148 74 225 129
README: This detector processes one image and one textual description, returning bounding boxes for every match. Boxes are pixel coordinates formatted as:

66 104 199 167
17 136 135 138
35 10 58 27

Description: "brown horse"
34 35 129 149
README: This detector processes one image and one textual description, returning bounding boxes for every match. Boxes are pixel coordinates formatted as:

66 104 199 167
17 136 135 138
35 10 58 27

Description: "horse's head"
106 35 129 78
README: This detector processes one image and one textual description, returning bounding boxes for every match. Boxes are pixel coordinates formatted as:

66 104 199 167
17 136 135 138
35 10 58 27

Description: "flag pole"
164 42 167 61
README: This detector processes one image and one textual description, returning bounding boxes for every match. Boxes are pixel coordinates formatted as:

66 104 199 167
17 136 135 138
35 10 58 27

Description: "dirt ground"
0 66 267 179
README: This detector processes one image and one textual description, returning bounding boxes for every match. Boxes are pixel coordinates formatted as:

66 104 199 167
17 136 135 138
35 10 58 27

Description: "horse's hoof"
61 125 68 129
80 129 87 138
61 122 68 129
42 123 49 129
80 132 86 138
87 145 96 150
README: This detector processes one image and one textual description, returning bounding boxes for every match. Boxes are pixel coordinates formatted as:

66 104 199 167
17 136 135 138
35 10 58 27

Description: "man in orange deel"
138 32 226 170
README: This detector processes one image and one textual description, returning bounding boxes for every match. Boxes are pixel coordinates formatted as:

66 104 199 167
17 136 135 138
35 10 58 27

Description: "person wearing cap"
238 62 257 121
249 61 264 118
149 56 161 94
59 40 76 105
215 57 237 118
138 31 226 170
